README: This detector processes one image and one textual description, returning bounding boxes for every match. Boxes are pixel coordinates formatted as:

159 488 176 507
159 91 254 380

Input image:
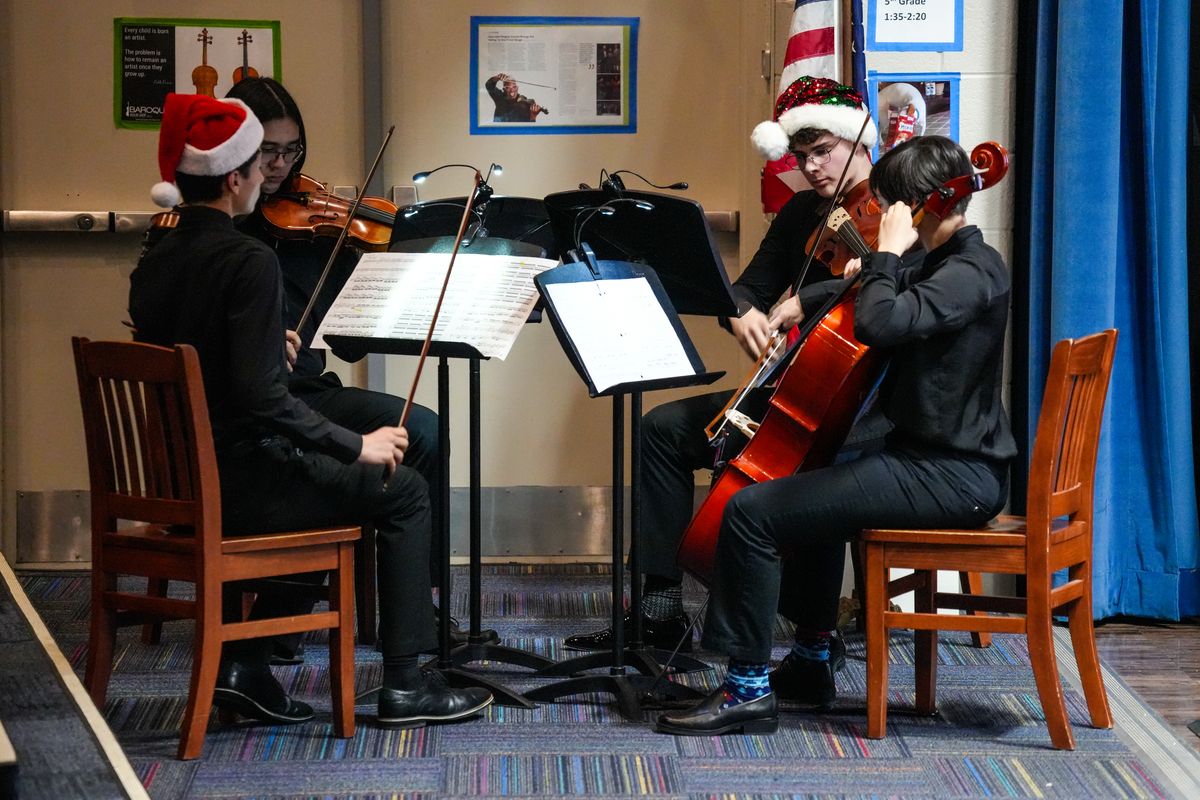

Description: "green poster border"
113 17 283 130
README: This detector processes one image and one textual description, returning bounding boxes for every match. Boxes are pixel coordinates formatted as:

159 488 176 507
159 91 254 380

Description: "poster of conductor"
114 17 281 129
471 17 638 135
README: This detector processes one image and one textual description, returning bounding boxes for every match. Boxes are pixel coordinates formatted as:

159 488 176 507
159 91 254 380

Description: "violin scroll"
922 141 1009 219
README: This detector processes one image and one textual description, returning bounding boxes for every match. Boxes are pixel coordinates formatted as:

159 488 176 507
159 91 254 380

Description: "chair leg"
355 525 378 646
330 541 357 738
142 578 168 644
178 585 223 760
1026 602 1075 749
914 570 938 715
1065 562 1113 729
864 543 889 738
85 574 119 707
960 571 992 648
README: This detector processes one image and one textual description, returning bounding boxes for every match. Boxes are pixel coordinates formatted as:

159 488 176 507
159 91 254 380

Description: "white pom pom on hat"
151 94 263 207
751 76 878 161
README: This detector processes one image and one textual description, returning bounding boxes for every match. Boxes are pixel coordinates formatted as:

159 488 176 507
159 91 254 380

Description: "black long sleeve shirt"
129 205 362 463
855 225 1017 463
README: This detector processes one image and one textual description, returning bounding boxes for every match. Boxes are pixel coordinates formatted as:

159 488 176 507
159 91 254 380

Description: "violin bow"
294 125 395 334
397 170 482 430
790 111 873 296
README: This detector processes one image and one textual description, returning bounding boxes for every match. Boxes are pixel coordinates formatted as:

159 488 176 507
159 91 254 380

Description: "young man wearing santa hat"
565 77 890 673
130 93 493 730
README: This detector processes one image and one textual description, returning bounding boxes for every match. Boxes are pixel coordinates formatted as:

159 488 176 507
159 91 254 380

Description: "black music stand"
391 195 559 260
327 238 556 709
522 249 722 719
542 188 738 317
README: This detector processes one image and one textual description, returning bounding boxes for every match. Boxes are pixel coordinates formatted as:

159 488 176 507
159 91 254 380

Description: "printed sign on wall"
114 18 282 129
868 72 960 158
866 0 963 52
471 17 638 135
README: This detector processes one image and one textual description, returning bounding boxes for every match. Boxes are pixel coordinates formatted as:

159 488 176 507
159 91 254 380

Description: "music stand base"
451 642 557 671
525 672 706 721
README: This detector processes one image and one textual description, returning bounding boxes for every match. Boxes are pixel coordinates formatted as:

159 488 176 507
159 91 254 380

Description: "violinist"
565 77 890 662
655 135 1017 736
220 78 495 653
485 73 542 122
131 94 492 728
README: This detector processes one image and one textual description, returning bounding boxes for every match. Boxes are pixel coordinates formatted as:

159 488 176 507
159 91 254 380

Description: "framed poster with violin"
113 17 282 130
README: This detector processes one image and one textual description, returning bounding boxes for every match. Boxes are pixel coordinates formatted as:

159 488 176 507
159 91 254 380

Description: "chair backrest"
1025 329 1119 544
72 337 222 557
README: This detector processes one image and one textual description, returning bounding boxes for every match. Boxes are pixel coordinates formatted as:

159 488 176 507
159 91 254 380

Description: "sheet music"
543 277 695 393
314 252 557 360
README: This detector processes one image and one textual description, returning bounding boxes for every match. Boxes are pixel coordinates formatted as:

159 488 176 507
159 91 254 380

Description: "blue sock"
721 658 771 707
789 631 831 663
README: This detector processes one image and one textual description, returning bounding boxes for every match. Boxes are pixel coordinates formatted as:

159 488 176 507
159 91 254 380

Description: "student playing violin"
655 134 1017 736
565 76 892 672
220 77 497 654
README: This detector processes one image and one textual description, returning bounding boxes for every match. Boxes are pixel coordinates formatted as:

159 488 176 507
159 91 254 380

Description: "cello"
677 142 1010 584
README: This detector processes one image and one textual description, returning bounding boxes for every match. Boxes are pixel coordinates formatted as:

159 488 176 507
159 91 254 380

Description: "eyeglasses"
784 144 837 169
260 145 304 165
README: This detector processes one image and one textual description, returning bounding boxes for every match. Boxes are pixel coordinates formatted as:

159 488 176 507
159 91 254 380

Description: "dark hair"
174 151 259 204
869 135 974 216
225 77 307 181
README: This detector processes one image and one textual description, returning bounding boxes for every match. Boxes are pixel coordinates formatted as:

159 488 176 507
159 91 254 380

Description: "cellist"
565 77 892 666
655 135 1018 736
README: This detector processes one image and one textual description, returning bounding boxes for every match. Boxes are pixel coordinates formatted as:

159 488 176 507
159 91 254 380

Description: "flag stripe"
784 27 836 67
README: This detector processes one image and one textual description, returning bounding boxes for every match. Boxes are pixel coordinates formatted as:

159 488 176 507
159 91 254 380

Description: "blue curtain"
1023 0 1198 618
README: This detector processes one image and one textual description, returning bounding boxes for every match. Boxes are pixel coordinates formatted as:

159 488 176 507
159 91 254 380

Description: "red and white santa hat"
151 93 263 207
751 76 877 162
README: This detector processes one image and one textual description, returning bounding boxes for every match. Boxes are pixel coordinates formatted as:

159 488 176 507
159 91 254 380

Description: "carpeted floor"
20 565 1189 799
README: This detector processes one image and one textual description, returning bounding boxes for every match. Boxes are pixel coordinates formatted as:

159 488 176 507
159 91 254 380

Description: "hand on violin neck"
841 258 863 282
876 201 920 256
284 330 301 373
766 296 805 337
729 307 774 360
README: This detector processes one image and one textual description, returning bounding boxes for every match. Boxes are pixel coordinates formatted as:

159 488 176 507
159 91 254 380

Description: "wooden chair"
72 337 359 760
860 329 1118 750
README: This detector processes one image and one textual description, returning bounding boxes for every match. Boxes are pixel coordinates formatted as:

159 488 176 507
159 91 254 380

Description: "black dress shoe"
830 631 847 673
655 688 778 736
563 611 692 652
377 670 493 728
767 656 836 709
213 661 314 724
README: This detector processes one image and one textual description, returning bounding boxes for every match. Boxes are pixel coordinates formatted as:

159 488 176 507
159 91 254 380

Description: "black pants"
701 442 1007 662
219 436 438 662
292 372 442 583
638 388 891 581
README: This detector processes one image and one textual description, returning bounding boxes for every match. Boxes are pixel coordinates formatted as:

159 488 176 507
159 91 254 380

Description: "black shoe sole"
212 687 314 724
377 694 494 728
654 715 779 736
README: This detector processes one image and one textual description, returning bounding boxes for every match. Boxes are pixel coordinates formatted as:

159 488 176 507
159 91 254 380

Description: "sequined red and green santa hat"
751 76 878 162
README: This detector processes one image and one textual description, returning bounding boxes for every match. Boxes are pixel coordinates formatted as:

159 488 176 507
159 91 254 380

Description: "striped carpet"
21 565 1184 799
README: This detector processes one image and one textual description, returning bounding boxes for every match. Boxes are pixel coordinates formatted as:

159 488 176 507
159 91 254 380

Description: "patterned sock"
640 576 684 621
790 630 832 663
720 658 771 707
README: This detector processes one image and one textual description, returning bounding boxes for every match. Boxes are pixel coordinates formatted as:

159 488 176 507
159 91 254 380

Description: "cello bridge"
725 410 760 439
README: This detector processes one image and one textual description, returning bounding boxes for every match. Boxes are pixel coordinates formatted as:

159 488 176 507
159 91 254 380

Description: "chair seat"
861 514 1083 548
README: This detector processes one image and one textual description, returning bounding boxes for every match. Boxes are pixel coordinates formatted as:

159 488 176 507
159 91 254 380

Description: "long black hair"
870 135 974 216
224 77 307 182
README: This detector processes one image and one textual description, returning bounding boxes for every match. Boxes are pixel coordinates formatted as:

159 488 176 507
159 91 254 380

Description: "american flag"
780 0 840 91
763 0 866 213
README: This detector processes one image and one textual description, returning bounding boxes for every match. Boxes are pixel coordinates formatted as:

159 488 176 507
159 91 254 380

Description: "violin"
677 142 1010 584
804 179 881 277
232 30 259 84
191 29 218 98
260 174 399 252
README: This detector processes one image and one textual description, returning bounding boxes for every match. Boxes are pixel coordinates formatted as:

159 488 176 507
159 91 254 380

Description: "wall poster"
867 72 959 158
114 17 282 130
471 16 638 135
866 0 963 52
